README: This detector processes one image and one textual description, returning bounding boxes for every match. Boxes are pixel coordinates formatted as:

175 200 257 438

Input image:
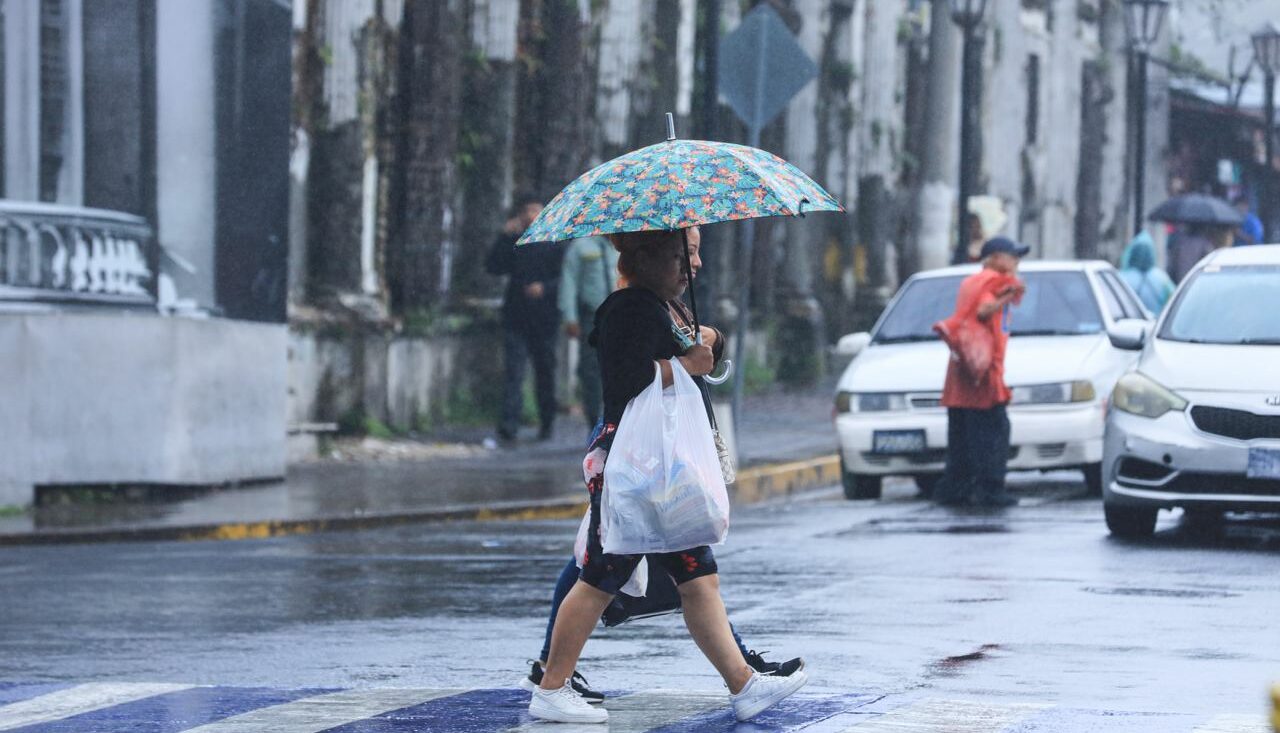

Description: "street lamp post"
950 0 987 265
1252 22 1280 242
1123 0 1169 237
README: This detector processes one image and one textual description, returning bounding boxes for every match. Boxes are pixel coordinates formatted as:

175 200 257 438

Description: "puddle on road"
830 517 1012 537
1079 586 1239 599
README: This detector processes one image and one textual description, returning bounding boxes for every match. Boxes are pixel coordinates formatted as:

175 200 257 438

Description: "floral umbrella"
516 137 842 245
516 123 842 366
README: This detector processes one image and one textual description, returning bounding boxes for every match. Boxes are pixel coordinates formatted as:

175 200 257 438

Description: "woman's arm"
658 344 715 386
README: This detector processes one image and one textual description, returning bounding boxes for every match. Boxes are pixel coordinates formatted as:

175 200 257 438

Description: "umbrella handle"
704 359 733 385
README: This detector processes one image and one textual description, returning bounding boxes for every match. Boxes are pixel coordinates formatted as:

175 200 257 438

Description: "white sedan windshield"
1160 265 1280 345
873 271 1104 344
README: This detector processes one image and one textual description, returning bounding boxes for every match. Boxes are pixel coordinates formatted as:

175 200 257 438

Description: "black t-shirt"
591 288 674 426
590 288 723 426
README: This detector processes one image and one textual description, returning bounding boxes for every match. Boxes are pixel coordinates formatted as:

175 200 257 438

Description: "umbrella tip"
665 112 676 141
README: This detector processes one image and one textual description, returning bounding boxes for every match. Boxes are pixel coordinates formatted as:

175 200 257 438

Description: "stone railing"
0 200 156 306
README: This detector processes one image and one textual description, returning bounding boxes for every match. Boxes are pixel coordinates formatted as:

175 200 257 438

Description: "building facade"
0 0 291 506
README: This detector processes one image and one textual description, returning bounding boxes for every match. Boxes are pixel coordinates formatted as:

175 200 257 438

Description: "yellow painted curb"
0 454 839 546
731 454 841 505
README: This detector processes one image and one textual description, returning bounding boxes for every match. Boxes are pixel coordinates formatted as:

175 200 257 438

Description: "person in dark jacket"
486 198 565 442
527 228 809 725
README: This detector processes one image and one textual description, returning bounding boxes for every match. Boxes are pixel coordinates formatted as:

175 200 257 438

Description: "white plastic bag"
600 359 730 554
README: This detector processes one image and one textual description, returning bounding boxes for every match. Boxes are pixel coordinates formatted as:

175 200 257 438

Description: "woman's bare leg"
678 574 754 694
540 580 615 690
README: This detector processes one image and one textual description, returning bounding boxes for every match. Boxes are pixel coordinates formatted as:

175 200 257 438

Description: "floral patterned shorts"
578 423 719 595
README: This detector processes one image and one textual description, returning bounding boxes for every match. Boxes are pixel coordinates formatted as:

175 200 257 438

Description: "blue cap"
979 236 1031 259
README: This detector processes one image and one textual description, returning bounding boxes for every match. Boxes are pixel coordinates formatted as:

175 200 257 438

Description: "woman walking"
528 228 809 724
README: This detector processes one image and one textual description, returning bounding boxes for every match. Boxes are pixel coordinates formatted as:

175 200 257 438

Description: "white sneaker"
730 669 809 721
529 683 609 724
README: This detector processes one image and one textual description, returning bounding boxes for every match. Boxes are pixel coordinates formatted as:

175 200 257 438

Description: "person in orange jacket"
933 237 1027 508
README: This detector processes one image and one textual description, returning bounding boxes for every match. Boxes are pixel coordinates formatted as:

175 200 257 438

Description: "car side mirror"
1108 320 1148 351
835 332 872 357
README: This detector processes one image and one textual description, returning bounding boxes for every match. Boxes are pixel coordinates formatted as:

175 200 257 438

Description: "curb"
0 454 839 546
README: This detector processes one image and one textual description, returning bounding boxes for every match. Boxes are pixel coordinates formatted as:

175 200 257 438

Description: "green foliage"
364 416 396 439
870 120 884 149
336 408 397 438
1168 44 1228 85
440 385 501 427
401 308 479 338
521 383 539 425
824 61 857 91
742 354 777 395
0 504 25 518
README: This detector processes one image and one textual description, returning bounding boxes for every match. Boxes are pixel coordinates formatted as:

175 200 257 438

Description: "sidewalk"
0 382 840 545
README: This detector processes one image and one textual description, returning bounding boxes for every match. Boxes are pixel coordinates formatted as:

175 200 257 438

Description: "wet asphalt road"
2 474 1278 722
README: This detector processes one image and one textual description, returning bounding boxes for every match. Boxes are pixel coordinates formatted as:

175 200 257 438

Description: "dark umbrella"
1148 194 1243 226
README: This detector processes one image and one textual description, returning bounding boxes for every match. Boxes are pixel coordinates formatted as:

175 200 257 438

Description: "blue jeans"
539 558 752 662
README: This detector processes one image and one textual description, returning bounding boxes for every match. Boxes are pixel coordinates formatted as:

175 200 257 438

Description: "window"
872 271 1104 343
1098 271 1144 320
1095 272 1125 320
1160 266 1280 344
38 0 68 202
1025 54 1040 145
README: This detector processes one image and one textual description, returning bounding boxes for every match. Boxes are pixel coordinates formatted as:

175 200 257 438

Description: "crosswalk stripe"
503 689 728 733
177 688 468 733
0 682 193 731
1193 713 1273 733
839 698 1051 732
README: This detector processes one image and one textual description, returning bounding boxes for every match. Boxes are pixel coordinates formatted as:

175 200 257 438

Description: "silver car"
1102 244 1280 538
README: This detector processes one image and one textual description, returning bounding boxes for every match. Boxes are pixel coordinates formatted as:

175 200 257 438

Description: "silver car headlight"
1111 372 1187 419
1010 381 1096 405
835 392 909 413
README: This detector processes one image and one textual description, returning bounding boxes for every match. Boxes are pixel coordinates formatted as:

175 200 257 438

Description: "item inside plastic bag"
600 359 730 555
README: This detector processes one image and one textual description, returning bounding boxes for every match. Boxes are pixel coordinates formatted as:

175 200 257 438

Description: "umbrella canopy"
1148 194 1243 226
516 138 842 245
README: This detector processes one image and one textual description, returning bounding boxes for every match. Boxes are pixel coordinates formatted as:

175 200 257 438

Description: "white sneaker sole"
733 670 809 721
528 695 609 723
519 676 604 704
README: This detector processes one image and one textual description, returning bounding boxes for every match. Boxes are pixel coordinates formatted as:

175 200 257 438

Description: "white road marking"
840 698 1051 732
505 688 727 733
1193 714 1273 733
0 682 193 730
179 688 468 733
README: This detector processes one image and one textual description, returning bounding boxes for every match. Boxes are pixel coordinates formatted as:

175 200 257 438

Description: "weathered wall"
286 0 1153 416
288 320 505 432
0 313 286 506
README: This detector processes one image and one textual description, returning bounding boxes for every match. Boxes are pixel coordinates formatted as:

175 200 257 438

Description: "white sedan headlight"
1111 372 1187 419
835 392 909 413
1010 381 1096 405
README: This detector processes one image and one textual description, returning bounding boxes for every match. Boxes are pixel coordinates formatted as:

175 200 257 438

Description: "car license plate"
1246 448 1280 479
873 430 926 454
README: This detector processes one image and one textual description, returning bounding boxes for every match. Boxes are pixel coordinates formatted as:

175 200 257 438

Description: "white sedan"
1102 244 1280 538
833 261 1149 500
